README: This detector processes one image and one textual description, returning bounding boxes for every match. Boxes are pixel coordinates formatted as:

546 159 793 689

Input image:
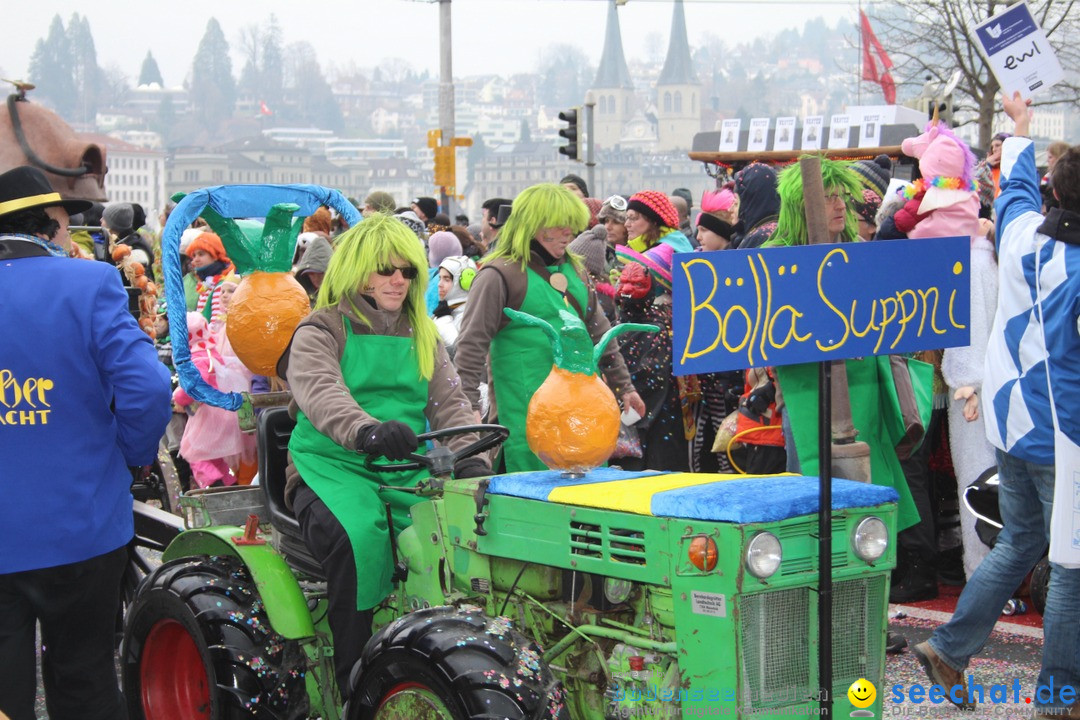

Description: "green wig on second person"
485 183 590 271
315 213 440 380
765 157 862 247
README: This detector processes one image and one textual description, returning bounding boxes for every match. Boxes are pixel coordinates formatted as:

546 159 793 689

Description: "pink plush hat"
701 188 737 213
627 190 680 229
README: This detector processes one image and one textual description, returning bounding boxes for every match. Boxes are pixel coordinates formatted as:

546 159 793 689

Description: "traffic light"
558 107 581 162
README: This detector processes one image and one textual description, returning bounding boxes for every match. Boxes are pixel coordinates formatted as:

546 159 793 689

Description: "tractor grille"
832 575 886 691
569 521 647 565
739 587 812 708
738 577 885 710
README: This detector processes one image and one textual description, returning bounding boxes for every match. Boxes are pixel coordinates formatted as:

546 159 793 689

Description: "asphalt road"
884 606 1046 720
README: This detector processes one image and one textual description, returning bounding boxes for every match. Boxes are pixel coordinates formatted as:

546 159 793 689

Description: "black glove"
356 421 418 461
453 456 491 479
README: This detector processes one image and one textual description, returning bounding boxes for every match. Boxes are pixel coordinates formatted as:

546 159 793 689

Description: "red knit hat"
627 190 679 229
582 197 603 229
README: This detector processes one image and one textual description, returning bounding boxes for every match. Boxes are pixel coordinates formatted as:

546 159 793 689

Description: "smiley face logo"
848 678 876 709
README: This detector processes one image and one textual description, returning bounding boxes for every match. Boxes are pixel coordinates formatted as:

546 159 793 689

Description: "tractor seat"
258 407 325 580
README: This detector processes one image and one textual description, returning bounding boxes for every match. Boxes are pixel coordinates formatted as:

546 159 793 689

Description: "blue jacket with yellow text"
0 247 172 573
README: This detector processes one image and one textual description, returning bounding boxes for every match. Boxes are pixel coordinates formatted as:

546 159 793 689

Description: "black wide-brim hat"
0 166 93 219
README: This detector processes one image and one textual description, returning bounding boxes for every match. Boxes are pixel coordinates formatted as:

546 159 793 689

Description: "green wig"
486 183 589 271
765 157 862 247
315 213 439 380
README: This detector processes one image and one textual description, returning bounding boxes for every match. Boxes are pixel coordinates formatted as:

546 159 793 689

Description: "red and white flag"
860 10 896 104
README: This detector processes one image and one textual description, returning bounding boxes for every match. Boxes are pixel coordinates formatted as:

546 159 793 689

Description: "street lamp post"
438 0 455 219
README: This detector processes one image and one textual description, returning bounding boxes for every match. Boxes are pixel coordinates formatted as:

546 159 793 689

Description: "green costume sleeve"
777 356 931 531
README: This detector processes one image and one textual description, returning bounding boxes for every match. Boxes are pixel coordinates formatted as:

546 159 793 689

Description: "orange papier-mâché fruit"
202 202 310 377
227 271 310 376
526 366 621 471
504 307 657 474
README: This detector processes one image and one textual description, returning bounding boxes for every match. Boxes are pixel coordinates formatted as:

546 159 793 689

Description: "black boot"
890 551 938 603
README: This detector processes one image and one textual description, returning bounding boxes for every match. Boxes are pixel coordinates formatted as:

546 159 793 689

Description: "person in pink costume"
894 121 981 240
172 312 247 488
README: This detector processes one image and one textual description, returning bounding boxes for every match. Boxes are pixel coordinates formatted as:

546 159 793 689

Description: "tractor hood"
487 468 898 524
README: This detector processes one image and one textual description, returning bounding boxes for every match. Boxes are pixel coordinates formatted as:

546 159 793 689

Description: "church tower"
655 0 702 151
589 0 636 150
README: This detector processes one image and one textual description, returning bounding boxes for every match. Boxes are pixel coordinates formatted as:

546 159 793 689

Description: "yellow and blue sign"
672 238 971 375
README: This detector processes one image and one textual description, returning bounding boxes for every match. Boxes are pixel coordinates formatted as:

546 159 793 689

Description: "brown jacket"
278 293 478 507
454 252 635 416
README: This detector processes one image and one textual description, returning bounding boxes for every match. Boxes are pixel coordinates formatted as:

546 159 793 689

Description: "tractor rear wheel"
121 555 308 720
347 605 567 720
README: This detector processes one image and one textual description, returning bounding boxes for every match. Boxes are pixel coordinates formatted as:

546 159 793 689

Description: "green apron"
777 356 931 531
490 263 588 472
289 320 428 610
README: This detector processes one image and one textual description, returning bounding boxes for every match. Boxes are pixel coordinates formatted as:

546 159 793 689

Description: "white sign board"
828 114 851 149
719 119 742 152
747 118 770 152
774 117 797 151
691 591 728 617
801 116 824 150
859 112 883 148
971 1 1063 99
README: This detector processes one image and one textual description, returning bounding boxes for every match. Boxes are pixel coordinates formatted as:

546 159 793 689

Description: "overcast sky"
2 0 854 88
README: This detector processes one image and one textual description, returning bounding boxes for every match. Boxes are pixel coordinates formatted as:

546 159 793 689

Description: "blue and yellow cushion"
487 469 898 524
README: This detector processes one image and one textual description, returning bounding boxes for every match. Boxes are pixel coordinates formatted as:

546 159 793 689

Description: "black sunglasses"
375 265 419 279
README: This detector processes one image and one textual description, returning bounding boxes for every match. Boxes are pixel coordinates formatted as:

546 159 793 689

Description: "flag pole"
857 0 862 105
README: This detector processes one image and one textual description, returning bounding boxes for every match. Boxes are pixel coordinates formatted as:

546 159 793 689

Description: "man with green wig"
277 213 489 697
762 156 863 247
456 183 646 472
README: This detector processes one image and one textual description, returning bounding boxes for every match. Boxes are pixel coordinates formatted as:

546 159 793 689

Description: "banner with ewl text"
672 237 971 375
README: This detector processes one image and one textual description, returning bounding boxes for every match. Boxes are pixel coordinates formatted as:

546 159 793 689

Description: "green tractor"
121 409 898 720
130 182 903 720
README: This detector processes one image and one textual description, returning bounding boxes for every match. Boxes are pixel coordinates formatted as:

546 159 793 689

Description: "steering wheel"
363 424 509 477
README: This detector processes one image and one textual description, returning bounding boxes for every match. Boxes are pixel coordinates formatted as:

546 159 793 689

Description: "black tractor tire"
1030 555 1051 616
347 605 567 720
121 555 308 720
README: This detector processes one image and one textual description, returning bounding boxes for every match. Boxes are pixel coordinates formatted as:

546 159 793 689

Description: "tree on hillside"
190 18 236 132
27 15 75 117
538 45 594 108
155 94 177 143
870 0 1079 148
98 65 131 110
237 15 284 115
139 50 164 86
283 41 343 133
66 13 103 123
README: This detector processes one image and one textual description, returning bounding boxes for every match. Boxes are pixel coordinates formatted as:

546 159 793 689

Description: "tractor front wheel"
121 555 307 720
347 606 566 720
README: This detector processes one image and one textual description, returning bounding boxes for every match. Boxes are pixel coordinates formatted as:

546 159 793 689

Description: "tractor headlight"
745 532 782 579
852 516 888 563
